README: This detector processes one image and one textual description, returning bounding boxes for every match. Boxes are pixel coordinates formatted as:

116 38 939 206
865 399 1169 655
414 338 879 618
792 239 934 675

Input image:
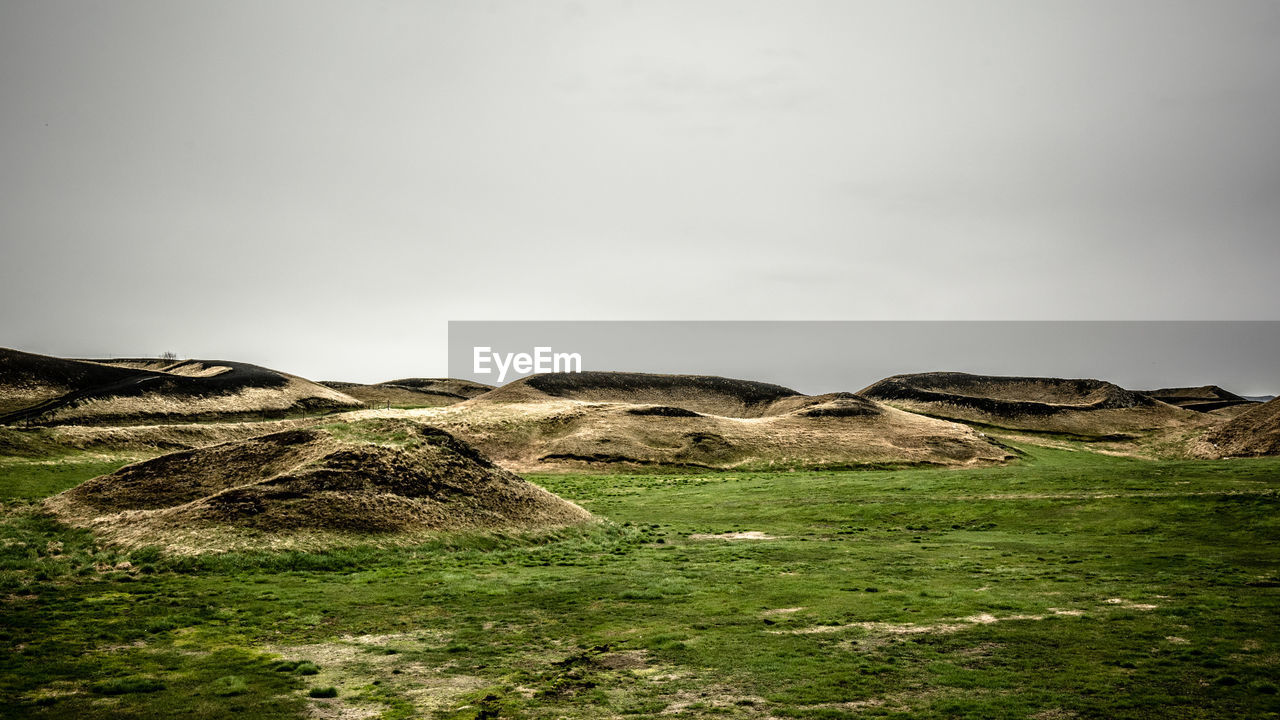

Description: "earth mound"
1138 386 1255 413
321 378 493 408
0 348 360 425
1 347 143 415
1 417 325 457
428 373 1011 471
380 378 493 398
791 392 884 418
44 419 593 552
1202 397 1280 457
94 359 235 377
473 371 803 418
859 371 1194 436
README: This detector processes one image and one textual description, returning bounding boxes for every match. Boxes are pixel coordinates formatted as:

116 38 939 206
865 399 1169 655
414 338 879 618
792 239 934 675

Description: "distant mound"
790 392 884 418
0 348 360 426
381 378 493 398
1138 386 1256 413
0 348 142 416
431 372 1011 471
95 359 235 378
859 372 1194 436
45 419 593 552
1202 397 1280 457
474 371 803 418
321 378 492 408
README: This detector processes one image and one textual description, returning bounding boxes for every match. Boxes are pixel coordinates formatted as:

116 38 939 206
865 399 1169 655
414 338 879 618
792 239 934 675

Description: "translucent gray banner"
448 321 1279 396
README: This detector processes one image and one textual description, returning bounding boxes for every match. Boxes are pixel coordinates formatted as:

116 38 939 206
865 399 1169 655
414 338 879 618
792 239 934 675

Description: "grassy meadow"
1 442 1278 719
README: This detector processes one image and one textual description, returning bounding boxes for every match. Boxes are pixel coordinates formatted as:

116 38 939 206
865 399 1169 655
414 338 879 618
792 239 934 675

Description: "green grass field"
2 443 1278 719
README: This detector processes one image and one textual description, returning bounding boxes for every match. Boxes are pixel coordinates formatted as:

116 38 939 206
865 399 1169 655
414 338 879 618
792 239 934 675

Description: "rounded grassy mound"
320 378 493 408
859 371 1193 436
473 371 803 418
0 347 360 425
1138 385 1255 413
44 419 593 553
1203 397 1280 457
860 372 1156 413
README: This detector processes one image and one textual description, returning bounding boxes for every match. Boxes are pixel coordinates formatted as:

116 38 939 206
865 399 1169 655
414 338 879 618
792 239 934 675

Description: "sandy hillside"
410 372 1013 471
44 418 593 553
1199 396 1280 457
859 371 1197 437
0 348 361 425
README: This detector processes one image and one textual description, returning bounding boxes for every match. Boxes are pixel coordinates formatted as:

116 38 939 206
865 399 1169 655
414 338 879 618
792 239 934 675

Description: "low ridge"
321 378 493 408
859 371 1194 436
1138 385 1255 413
473 371 804 418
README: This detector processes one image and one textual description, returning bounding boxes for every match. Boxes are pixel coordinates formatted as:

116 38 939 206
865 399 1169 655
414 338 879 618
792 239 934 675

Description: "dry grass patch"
778 612 1051 637
269 632 485 719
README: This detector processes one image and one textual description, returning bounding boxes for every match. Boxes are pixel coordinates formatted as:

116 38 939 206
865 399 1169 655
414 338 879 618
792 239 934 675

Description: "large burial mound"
321 378 493 408
1138 386 1256 413
428 372 1012 471
473 371 805 417
1201 397 1280 457
45 419 593 552
859 372 1195 437
0 348 360 425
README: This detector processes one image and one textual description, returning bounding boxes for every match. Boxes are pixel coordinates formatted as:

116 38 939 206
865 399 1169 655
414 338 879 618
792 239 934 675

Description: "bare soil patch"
689 531 779 541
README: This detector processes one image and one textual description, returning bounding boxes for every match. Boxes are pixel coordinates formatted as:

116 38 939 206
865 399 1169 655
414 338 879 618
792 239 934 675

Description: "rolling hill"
419 372 1013 471
44 419 593 553
859 371 1196 437
0 348 360 425
1137 385 1256 413
321 378 492 408
1201 396 1280 457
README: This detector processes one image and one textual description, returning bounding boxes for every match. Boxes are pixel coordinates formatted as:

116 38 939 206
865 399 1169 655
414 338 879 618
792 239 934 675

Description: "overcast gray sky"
450 321 1280 395
2 1 1278 382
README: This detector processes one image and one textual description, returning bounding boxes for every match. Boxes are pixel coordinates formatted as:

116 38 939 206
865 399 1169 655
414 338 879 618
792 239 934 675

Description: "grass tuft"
308 686 338 698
